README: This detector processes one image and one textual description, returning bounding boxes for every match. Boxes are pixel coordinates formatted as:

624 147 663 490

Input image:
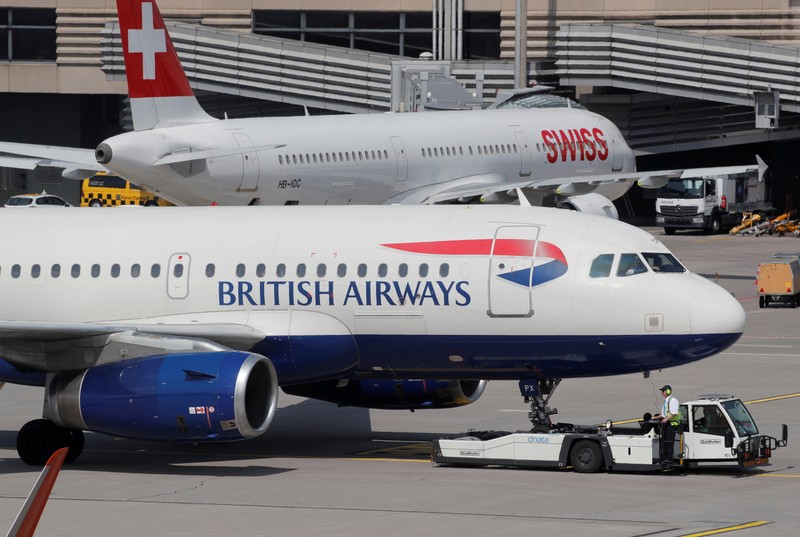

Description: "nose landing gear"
519 378 561 432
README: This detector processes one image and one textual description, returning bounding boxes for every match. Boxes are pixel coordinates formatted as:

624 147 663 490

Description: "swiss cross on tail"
117 0 193 98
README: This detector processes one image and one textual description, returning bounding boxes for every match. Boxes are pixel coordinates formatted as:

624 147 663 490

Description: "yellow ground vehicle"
756 252 800 308
81 173 172 207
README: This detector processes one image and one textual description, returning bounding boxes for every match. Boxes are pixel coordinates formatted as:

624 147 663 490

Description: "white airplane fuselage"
98 107 636 207
0 205 741 383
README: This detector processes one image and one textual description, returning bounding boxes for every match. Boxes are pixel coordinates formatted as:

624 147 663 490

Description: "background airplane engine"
282 379 487 409
45 351 278 442
557 192 620 219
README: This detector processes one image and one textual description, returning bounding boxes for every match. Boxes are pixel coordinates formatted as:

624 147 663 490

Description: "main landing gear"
17 419 84 466
519 378 561 432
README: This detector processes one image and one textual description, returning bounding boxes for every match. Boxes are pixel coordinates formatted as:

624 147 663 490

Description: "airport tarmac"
1 227 799 537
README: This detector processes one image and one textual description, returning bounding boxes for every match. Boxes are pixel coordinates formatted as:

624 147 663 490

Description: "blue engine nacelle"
282 378 487 409
45 351 278 442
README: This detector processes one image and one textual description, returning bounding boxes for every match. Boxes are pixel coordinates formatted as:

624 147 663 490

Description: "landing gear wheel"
570 440 604 473
17 419 66 466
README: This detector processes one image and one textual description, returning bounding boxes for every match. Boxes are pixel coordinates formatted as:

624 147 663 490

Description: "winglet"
756 155 768 183
6 447 68 537
116 0 215 130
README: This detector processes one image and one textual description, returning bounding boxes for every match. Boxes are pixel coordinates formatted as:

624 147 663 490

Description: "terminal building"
2 0 800 216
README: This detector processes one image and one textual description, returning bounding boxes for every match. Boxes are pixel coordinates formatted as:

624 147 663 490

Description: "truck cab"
655 172 771 235
679 395 786 468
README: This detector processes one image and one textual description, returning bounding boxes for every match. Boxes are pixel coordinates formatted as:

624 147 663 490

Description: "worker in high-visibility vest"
653 385 680 463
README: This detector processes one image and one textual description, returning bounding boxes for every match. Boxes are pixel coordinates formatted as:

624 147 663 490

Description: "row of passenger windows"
0 262 453 280
275 138 614 167
278 149 391 166
589 252 685 278
421 143 518 158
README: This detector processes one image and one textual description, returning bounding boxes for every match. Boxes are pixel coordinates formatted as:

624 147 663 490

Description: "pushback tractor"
433 388 787 473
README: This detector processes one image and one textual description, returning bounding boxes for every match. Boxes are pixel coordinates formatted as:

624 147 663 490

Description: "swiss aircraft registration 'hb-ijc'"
0 205 744 465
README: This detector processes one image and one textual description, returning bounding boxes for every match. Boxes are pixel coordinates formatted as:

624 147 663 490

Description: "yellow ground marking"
678 520 770 536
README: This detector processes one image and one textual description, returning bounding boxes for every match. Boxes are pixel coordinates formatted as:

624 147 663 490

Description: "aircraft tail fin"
6 447 68 537
117 0 215 131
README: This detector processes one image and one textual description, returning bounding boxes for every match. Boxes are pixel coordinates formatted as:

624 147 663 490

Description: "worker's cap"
660 385 671 393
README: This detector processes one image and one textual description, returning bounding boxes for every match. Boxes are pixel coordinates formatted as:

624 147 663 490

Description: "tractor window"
691 405 732 437
721 399 759 437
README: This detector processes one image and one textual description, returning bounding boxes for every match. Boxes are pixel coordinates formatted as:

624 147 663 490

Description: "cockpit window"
590 254 614 278
617 253 647 277
642 252 686 273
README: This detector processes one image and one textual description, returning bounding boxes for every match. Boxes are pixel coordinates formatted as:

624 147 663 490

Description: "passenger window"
151 264 161 278
91 264 100 278
174 264 184 278
51 264 60 278
11 264 20 278
337 263 347 277
131 264 141 278
276 263 286 277
256 263 266 277
378 263 387 277
317 263 326 277
297 263 306 277
206 263 215 277
590 254 614 278
111 264 120 278
31 264 40 278
419 263 429 277
439 263 449 277
398 263 408 277
236 263 246 277
357 263 367 277
71 264 81 278
617 254 647 277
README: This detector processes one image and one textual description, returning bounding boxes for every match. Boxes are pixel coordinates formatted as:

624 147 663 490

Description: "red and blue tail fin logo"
381 239 568 288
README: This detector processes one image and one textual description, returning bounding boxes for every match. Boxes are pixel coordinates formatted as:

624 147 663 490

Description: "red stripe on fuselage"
381 239 567 264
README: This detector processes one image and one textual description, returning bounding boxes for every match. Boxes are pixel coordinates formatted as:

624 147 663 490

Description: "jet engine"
282 378 487 410
45 351 278 442
557 192 619 219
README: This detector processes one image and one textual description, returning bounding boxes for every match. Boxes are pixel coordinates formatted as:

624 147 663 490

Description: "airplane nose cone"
690 283 746 337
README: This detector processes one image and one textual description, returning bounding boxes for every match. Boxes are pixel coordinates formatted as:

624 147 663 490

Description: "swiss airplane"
0 0 765 215
0 204 744 464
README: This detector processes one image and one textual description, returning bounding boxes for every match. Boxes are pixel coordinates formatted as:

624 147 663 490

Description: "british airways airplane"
0 0 764 214
0 205 744 465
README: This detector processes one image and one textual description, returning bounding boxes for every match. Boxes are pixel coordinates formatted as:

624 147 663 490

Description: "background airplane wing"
0 141 106 179
386 157 766 205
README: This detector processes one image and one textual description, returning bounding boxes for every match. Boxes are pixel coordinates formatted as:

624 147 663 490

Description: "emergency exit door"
487 226 540 317
167 253 191 299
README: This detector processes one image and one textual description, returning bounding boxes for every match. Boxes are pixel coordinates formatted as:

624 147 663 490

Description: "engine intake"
283 378 487 410
46 351 278 442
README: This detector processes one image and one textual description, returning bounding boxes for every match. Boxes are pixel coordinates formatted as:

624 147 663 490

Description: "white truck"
655 159 771 235
432 395 787 473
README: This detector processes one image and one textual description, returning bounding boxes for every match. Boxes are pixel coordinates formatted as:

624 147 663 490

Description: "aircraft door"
233 133 260 192
513 131 532 177
390 136 408 181
167 253 191 299
487 225 539 317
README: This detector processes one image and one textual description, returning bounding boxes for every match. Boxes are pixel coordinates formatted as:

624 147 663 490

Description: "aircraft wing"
0 141 106 179
0 320 266 372
386 157 767 205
